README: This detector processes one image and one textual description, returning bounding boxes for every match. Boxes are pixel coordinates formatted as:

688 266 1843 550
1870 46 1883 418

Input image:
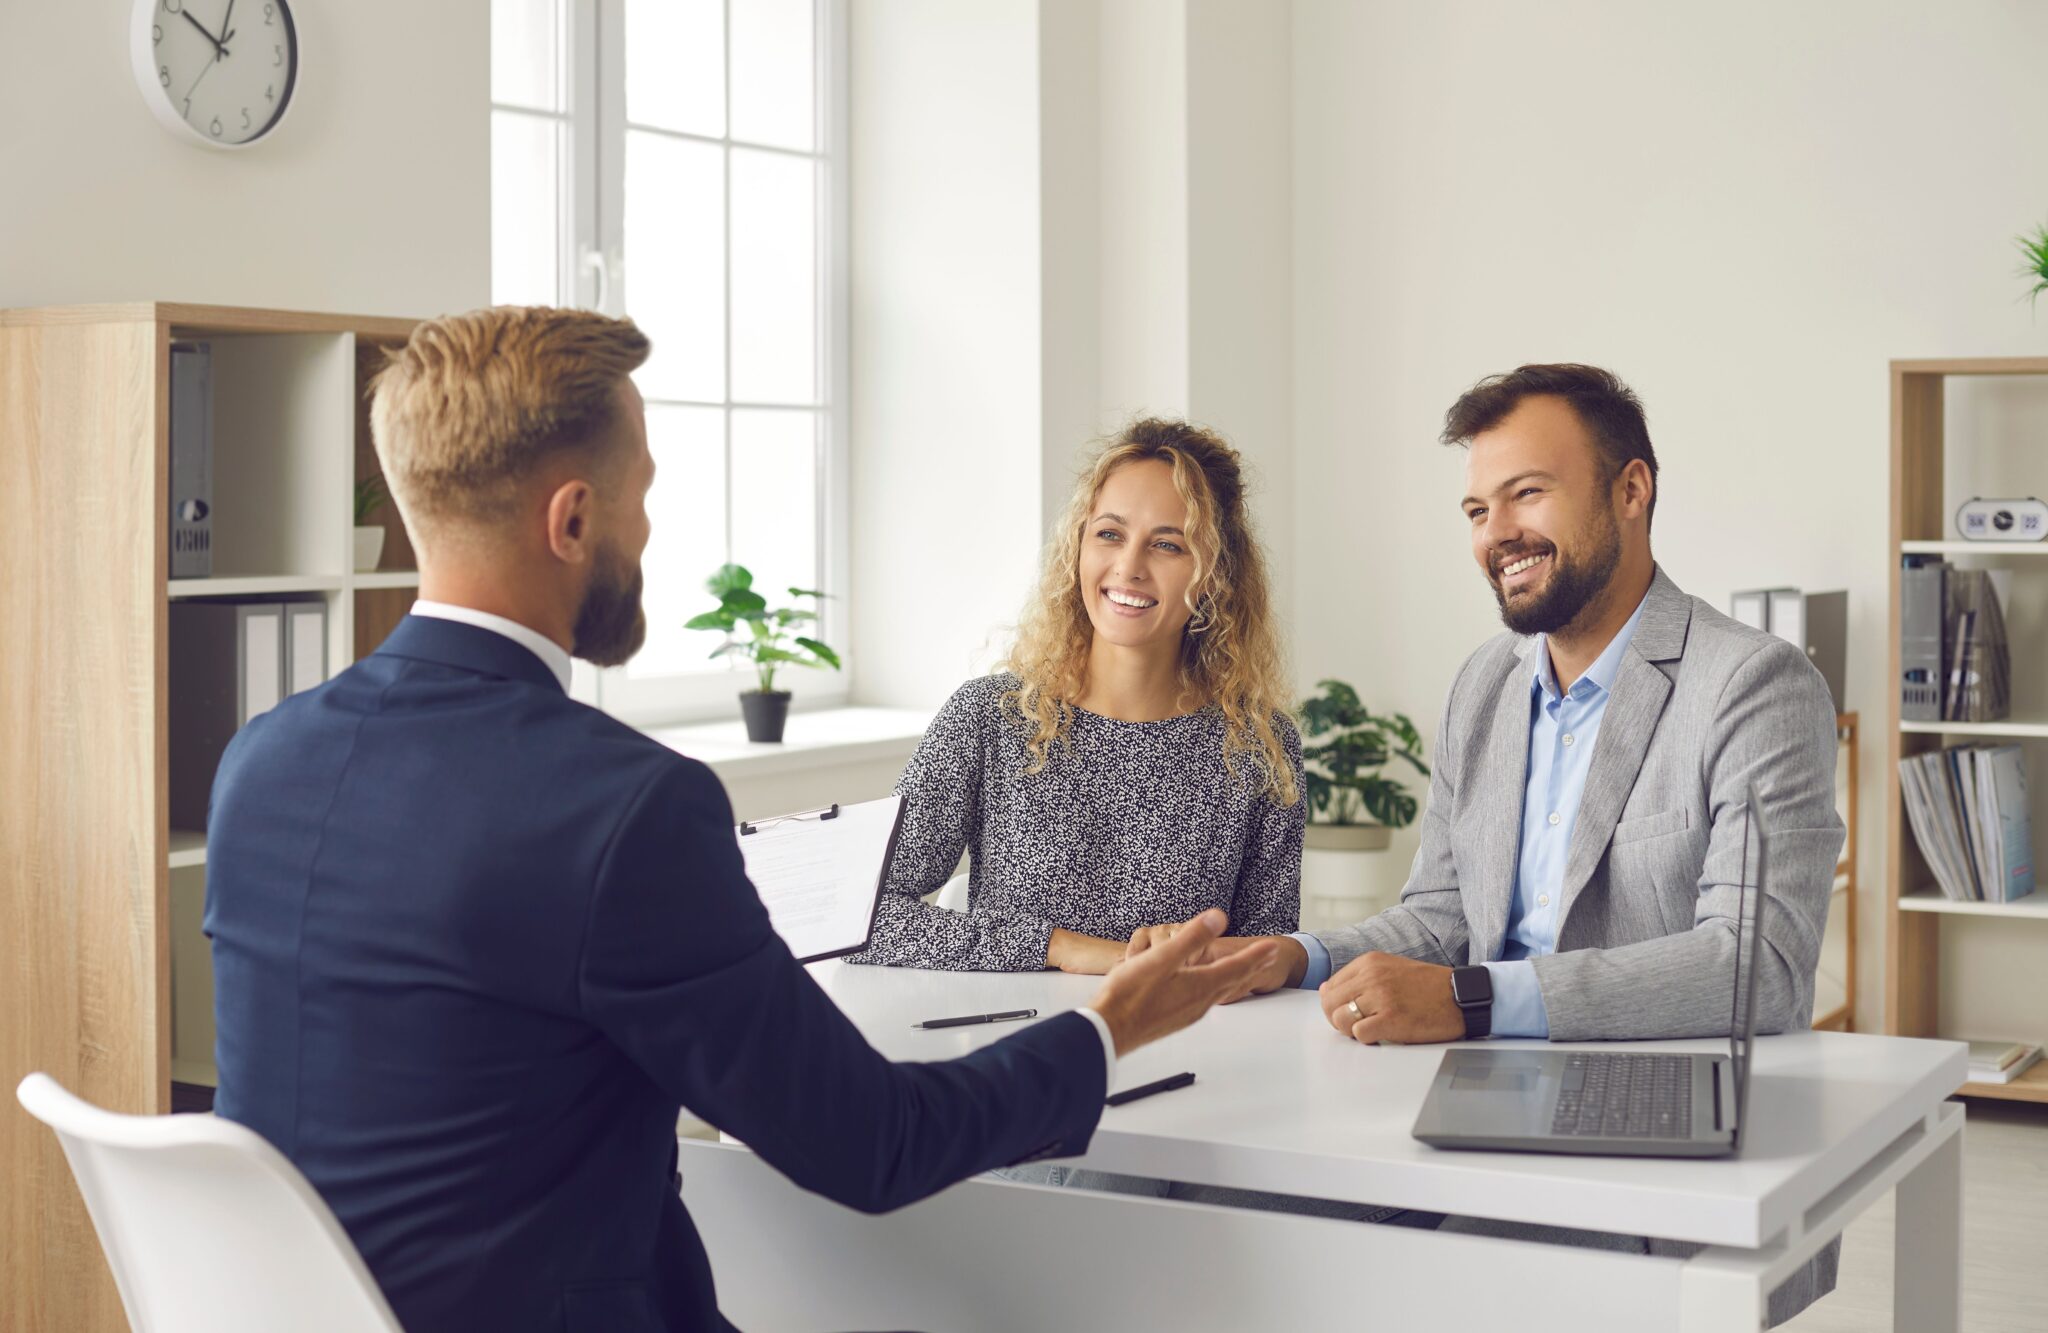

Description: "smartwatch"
1449 965 1493 1040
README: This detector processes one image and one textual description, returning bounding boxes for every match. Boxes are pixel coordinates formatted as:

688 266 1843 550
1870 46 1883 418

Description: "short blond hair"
369 306 651 540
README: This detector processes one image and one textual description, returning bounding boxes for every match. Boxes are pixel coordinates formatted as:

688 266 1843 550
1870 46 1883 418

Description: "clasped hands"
1116 923 1467 1045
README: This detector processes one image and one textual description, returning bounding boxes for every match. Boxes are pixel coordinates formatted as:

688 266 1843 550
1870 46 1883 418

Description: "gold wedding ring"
1346 999 1364 1024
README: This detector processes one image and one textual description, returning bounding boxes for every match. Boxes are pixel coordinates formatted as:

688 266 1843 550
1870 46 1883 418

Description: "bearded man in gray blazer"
1132 362 1845 1325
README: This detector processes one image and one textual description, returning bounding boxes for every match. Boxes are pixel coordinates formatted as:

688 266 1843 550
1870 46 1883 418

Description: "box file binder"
285 602 329 696
169 602 286 830
1899 557 1944 721
169 342 213 579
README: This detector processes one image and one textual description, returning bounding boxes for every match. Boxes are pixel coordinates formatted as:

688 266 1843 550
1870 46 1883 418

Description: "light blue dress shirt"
1291 594 1650 1039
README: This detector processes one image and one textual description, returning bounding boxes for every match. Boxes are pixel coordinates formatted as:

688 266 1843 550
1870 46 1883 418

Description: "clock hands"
180 9 228 60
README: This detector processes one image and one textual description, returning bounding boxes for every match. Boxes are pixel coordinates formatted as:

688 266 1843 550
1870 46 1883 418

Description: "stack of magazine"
1898 744 2036 902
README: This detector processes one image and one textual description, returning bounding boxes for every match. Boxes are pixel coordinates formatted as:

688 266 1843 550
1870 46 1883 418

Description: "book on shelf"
1898 744 2035 902
1965 1040 2042 1085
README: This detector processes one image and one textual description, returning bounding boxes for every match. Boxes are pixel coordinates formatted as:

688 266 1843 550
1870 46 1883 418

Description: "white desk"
680 963 1967 1332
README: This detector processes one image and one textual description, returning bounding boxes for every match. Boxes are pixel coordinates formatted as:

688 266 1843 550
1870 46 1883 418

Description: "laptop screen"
1728 779 1771 1142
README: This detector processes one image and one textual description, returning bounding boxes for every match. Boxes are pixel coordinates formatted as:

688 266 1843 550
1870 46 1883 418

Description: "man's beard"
573 544 647 667
1488 506 1622 637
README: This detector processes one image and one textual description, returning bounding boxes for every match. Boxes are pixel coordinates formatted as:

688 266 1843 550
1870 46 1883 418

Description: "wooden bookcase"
0 302 420 1333
1886 356 2048 1103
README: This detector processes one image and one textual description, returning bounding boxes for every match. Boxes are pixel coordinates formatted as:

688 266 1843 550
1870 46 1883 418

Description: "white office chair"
14 1073 403 1333
934 872 971 912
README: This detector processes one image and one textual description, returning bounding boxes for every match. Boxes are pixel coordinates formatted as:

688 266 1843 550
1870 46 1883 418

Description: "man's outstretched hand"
1125 923 1308 1003
1086 910 1280 1057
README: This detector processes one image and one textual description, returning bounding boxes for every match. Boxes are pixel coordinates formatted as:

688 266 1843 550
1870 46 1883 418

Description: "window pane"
625 131 724 402
630 406 728 680
491 0 562 112
626 0 724 136
729 150 817 405
730 0 814 151
491 111 561 306
729 411 820 638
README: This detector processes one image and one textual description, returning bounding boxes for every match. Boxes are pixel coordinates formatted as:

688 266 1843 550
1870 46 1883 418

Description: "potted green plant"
1298 678 1429 851
2018 221 2048 313
686 562 841 742
353 474 389 573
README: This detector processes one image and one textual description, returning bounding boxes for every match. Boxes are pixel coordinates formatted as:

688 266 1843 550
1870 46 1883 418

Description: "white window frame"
496 0 852 726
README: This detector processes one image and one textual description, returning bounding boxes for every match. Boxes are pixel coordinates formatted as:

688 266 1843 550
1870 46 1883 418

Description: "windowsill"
642 706 932 780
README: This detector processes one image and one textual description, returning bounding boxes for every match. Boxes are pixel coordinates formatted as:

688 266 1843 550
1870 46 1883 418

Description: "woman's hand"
1127 925 1309 1002
1047 928 1127 975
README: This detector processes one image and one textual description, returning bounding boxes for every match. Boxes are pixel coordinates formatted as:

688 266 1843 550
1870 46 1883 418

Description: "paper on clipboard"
736 795 906 963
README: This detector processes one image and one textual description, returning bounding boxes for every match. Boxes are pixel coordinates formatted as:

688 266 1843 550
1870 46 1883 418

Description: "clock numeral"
241 107 251 130
264 83 275 102
264 4 275 23
273 44 284 66
161 0 183 14
183 96 192 118
209 116 223 138
158 65 171 88
152 24 163 45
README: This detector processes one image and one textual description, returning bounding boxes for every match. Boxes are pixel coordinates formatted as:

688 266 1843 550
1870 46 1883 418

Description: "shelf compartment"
1898 889 2048 919
168 830 206 869
170 574 345 599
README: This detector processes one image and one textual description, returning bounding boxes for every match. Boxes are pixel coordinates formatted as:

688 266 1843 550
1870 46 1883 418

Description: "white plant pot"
353 525 387 573
1300 825 1406 933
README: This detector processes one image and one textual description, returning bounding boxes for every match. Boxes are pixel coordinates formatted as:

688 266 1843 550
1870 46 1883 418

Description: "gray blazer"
1317 565 1844 1042
1318 567 1844 1323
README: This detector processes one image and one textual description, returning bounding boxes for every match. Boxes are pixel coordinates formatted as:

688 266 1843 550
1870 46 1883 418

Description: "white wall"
846 0 1047 709
0 0 488 317
1290 0 2048 1034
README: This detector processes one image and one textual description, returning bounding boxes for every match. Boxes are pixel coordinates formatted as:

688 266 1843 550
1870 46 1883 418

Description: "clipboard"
735 794 908 963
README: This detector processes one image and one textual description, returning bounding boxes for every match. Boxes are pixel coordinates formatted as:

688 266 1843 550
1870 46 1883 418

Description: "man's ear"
1617 458 1654 520
544 478 596 564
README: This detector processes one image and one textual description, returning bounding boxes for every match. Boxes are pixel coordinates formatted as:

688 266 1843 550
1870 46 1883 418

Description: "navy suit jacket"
206 616 1107 1332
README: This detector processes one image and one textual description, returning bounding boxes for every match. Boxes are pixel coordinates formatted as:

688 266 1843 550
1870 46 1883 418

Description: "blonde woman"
848 418 1303 973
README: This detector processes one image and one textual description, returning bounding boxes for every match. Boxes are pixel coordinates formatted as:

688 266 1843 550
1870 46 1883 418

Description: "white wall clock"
132 0 300 149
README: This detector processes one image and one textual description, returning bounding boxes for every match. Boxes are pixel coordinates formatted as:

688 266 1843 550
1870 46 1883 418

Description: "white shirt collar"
409 600 573 692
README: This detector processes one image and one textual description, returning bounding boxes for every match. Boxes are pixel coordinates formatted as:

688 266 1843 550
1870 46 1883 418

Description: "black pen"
1105 1071 1196 1107
912 1008 1038 1030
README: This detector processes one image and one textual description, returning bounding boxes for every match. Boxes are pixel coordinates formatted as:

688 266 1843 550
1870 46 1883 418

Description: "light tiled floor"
1783 1099 2048 1332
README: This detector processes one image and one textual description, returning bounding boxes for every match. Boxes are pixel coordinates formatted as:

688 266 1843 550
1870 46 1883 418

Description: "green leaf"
722 589 768 615
794 636 841 669
684 610 735 632
787 587 828 600
753 646 806 664
708 563 754 597
772 608 818 626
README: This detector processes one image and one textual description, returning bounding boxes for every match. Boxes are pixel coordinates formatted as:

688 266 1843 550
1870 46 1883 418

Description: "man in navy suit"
205 307 1274 1333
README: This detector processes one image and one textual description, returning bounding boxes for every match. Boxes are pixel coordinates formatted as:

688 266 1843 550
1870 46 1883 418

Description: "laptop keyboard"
1550 1054 1694 1138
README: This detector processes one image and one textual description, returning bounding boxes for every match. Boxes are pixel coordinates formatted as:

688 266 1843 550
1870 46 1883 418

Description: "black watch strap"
1450 965 1493 1040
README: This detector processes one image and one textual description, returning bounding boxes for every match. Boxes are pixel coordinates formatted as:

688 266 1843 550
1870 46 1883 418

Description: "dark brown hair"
1441 363 1658 529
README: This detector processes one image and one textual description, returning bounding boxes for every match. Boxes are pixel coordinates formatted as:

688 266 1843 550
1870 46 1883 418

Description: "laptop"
1410 779 1770 1158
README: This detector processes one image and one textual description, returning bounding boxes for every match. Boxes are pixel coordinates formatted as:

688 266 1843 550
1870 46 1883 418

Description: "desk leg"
1893 1109 1963 1333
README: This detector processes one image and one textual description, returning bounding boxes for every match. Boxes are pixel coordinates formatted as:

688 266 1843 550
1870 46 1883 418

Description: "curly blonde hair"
1002 419 1298 805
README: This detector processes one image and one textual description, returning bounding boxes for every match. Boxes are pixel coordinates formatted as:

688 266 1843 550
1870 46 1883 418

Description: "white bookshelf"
1898 889 2048 919
169 574 346 599
1899 719 2048 739
155 313 423 1090
1887 356 2048 1105
1898 540 2048 556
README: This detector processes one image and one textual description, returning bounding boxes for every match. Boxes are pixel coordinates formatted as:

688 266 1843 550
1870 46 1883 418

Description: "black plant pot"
740 690 793 743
